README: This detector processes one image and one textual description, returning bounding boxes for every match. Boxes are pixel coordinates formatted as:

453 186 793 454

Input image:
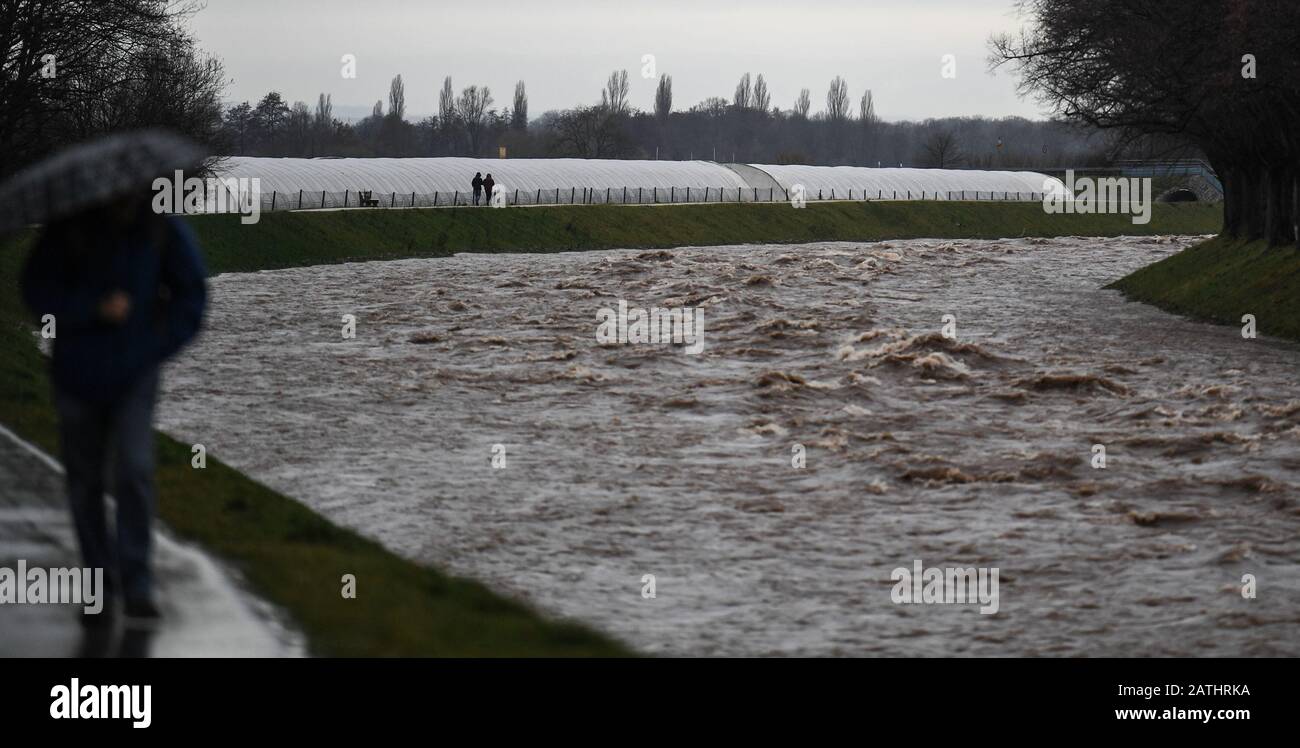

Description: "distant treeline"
2 1 1209 181
218 73 1120 170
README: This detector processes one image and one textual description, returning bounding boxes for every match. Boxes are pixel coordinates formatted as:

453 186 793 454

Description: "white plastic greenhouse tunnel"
203 156 1065 212
748 164 1063 202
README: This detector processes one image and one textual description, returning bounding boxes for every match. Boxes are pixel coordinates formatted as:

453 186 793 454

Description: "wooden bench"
358 190 380 207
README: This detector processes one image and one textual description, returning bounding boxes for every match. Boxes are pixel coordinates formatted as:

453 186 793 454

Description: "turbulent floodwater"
156 236 1300 656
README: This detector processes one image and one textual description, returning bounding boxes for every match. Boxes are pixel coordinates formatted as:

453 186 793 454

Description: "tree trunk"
1220 166 1242 238
1294 172 1299 252
1233 167 1263 241
1264 166 1296 247
1244 166 1267 241
1280 168 1296 248
1263 166 1278 244
1265 165 1281 246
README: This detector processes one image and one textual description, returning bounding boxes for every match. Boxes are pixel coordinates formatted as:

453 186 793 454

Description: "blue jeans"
54 368 159 604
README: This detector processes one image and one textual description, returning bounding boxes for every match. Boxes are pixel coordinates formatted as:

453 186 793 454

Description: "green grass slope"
188 200 1221 272
1109 236 1300 342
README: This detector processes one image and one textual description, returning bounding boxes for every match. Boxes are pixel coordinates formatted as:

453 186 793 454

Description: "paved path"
0 423 303 657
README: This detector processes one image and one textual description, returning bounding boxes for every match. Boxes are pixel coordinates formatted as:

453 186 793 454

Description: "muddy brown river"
156 236 1300 656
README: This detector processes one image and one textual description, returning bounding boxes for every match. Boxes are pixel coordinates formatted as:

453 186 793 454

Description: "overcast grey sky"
190 0 1046 122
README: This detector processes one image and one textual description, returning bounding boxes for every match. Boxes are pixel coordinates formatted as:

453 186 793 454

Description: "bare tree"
734 73 752 109
655 74 673 120
251 92 290 154
794 89 811 119
602 69 630 115
826 76 850 121
511 81 528 130
312 93 333 154
456 85 493 154
990 0 1300 247
387 75 405 121
549 105 629 158
921 130 965 168
859 89 876 123
437 76 458 153
439 76 456 124
287 101 311 156
691 97 730 117
858 89 878 164
753 74 771 112
371 100 383 119
314 93 333 129
223 103 252 156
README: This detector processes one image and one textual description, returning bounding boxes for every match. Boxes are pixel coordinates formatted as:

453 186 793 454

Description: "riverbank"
0 231 628 656
1109 236 1300 342
0 200 1222 656
190 200 1221 272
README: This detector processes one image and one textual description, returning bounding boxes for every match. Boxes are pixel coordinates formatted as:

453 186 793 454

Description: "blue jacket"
21 214 208 403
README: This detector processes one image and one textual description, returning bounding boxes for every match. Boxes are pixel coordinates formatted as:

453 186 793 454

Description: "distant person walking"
483 174 495 205
472 172 483 206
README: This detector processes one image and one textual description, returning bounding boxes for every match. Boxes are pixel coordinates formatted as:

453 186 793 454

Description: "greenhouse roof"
747 164 1058 199
213 156 750 196
208 157 1061 205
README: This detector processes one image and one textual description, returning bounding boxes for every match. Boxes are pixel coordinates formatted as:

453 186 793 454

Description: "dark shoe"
123 597 162 629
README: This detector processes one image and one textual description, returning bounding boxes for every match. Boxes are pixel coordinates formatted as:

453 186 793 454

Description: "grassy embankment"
0 200 1222 656
190 199 1221 272
1109 235 1300 342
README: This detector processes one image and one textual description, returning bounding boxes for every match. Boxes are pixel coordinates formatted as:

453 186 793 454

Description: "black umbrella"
0 129 206 234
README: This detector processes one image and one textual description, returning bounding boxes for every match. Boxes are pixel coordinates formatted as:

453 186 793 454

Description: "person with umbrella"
5 131 209 627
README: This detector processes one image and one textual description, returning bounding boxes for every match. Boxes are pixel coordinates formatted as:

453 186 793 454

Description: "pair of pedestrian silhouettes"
471 172 495 205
